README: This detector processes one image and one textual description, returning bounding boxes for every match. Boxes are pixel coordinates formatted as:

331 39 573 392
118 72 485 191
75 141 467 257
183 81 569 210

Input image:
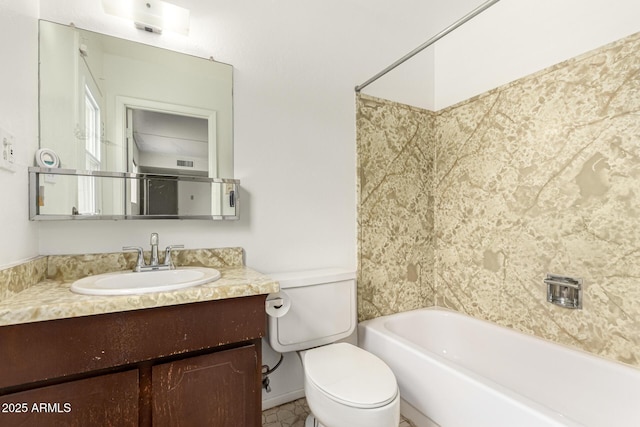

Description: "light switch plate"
0 127 16 173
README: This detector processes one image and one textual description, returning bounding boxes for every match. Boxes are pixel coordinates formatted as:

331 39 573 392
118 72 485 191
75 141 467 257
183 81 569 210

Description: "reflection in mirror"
38 20 233 179
29 168 239 220
131 110 209 177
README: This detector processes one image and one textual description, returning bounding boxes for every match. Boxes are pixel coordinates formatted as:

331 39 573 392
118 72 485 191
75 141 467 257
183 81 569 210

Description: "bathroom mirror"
38 20 233 179
29 168 239 220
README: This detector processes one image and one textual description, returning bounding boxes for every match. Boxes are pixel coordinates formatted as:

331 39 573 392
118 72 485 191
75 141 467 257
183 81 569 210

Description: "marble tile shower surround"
357 31 640 367
357 96 436 321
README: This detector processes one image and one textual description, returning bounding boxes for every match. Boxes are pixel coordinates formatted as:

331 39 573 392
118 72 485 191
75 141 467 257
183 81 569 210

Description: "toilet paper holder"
544 273 582 309
265 291 291 317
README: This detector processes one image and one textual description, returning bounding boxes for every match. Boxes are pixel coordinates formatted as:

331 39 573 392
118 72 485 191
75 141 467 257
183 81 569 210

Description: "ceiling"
131 109 208 158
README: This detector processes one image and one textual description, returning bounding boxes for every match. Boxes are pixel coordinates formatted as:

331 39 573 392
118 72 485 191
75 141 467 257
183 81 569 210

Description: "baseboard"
262 389 305 411
401 399 440 427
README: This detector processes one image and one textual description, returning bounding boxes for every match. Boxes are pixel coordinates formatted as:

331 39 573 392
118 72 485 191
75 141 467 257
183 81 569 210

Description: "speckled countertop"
0 247 279 327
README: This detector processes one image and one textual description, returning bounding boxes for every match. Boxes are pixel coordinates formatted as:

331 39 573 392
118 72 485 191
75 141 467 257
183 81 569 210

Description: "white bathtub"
358 307 640 427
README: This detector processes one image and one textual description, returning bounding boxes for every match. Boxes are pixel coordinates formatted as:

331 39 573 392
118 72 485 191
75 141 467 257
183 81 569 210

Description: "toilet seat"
303 343 398 409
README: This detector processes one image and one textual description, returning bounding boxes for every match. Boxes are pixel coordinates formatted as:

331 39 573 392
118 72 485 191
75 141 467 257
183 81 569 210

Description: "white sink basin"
70 267 221 296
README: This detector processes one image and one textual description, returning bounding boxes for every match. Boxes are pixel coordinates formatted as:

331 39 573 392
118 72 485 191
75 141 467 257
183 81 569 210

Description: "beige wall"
357 31 640 367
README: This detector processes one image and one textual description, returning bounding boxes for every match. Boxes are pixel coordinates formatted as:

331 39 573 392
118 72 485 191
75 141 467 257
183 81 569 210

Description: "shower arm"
354 0 501 93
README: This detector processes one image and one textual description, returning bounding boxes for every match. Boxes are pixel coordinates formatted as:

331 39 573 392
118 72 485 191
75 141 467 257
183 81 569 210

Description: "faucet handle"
123 246 145 271
164 245 184 269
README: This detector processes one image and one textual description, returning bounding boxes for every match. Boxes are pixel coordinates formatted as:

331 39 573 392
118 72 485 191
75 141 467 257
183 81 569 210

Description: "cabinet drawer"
0 295 266 389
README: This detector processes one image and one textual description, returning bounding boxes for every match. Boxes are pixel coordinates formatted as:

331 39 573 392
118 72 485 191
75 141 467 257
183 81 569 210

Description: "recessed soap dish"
544 273 582 309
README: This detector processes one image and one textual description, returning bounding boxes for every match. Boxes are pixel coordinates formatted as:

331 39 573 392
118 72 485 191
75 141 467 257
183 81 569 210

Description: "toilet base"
305 414 324 427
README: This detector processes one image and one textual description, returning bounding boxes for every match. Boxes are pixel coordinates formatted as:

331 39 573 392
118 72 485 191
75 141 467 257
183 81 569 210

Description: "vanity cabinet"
0 370 139 426
152 345 258 426
0 295 266 427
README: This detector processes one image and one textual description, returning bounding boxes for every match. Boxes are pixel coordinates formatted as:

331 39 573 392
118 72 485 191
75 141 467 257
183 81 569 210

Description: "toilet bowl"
266 269 400 427
301 342 400 427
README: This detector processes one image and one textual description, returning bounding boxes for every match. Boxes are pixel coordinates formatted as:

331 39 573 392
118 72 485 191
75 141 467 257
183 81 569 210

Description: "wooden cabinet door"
152 344 260 427
0 370 139 427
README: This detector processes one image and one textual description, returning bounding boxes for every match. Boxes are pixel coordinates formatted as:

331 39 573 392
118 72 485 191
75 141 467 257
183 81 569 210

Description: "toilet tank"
267 269 356 353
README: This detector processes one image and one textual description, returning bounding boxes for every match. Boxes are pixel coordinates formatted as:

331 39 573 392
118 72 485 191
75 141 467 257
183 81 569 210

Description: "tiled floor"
262 398 416 427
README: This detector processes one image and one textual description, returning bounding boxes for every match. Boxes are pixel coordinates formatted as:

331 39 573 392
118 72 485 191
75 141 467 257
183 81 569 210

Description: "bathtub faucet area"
123 232 184 272
544 273 582 309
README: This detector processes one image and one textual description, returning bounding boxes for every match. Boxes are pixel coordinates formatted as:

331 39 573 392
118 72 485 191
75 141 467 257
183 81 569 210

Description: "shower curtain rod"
354 0 501 93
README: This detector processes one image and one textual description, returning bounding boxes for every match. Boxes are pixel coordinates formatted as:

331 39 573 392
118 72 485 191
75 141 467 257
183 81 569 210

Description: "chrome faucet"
123 233 184 272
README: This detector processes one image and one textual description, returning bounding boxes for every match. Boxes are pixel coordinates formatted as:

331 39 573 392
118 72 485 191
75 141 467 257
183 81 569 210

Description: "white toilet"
266 269 400 427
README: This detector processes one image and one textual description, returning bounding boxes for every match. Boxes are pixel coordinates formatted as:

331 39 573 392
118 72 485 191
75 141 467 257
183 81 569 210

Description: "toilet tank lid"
268 268 355 289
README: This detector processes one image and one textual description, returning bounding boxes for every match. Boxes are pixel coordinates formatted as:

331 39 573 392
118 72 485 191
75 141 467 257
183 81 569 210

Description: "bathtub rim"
359 306 640 373
358 306 640 427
